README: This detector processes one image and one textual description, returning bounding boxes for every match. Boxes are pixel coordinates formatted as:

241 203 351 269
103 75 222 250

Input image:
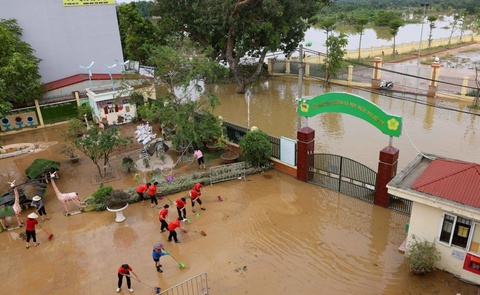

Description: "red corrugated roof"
43 73 123 91
411 159 480 208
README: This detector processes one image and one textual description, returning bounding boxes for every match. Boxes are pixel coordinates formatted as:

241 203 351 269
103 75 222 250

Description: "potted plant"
121 157 135 173
105 189 132 222
66 118 85 138
239 128 272 168
57 142 80 163
405 236 441 275
217 135 239 164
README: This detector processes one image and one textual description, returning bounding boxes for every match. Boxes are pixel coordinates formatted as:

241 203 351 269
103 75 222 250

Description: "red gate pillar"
297 127 315 182
374 146 399 207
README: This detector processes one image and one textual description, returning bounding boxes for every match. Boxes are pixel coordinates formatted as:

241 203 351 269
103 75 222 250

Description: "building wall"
0 0 124 84
408 202 480 284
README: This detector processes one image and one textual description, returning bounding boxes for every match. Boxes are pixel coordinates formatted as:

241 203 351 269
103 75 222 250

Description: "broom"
38 225 53 240
165 250 185 268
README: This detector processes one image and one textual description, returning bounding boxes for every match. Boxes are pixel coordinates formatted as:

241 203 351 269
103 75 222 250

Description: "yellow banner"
63 0 115 7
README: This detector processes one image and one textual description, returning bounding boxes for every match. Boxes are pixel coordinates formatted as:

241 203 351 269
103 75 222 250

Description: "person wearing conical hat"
31 195 50 222
25 212 40 249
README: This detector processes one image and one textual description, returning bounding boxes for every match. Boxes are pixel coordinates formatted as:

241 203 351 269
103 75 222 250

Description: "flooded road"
0 81 479 294
213 79 480 170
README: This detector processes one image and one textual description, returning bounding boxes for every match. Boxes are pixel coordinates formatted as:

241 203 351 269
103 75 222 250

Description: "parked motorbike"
380 79 394 89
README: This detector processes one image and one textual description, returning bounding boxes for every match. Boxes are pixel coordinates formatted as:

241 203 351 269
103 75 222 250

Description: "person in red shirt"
167 217 187 243
25 212 40 249
136 182 151 205
148 181 159 208
158 204 169 232
190 188 206 213
192 182 204 192
175 197 187 221
117 263 140 293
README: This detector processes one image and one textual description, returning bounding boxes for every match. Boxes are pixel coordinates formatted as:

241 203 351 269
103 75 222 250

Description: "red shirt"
167 219 181 231
175 199 186 209
190 189 201 200
148 185 157 197
193 183 202 191
137 184 148 193
118 265 132 274
25 218 38 231
158 208 168 220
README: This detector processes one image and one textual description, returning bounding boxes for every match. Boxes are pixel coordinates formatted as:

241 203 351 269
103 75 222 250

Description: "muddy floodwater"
0 86 479 294
212 80 480 171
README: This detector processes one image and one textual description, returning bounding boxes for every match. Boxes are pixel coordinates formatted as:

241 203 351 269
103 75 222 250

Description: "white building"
388 153 480 284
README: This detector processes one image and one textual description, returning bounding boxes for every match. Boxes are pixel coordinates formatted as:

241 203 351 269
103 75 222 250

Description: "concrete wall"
407 201 480 284
0 0 124 84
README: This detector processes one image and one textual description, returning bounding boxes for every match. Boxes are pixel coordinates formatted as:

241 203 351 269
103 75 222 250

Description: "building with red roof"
388 153 480 284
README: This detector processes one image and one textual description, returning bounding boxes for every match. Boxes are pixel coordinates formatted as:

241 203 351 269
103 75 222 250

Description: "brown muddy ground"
0 123 479 295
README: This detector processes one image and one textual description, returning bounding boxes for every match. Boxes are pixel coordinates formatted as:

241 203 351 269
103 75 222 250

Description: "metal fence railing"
160 272 209 295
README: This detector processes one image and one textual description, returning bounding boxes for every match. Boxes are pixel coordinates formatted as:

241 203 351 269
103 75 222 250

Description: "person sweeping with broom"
152 243 170 273
117 263 140 293
167 217 187 243
25 212 40 249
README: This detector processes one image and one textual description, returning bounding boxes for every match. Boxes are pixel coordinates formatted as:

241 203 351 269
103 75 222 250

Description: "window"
468 223 480 255
439 213 472 248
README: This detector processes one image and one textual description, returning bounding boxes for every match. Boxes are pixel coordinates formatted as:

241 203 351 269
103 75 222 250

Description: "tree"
448 13 461 45
427 15 438 48
388 17 404 56
317 17 337 60
352 16 369 61
116 3 162 64
0 19 44 116
136 38 224 150
322 32 348 82
151 0 333 94
73 127 133 178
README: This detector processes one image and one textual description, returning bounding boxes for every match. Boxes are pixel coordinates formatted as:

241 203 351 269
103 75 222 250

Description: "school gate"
307 153 377 203
297 92 412 215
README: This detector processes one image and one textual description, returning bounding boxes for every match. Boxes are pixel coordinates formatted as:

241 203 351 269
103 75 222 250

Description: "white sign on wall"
280 136 296 166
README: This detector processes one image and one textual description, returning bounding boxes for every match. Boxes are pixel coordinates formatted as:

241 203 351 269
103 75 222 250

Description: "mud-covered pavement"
0 123 479 295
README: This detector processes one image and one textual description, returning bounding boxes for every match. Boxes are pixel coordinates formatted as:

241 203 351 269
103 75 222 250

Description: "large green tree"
116 2 161 64
352 15 369 61
136 38 224 150
0 19 43 116
151 0 332 94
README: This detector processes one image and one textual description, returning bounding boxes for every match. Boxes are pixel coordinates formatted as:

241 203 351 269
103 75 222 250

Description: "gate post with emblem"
375 145 399 207
297 126 315 182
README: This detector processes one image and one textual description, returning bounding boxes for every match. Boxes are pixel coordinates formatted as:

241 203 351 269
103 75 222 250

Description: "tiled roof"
43 73 123 91
411 159 480 208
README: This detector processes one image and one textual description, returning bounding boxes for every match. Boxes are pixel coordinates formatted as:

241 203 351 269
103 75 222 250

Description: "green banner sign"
298 92 402 137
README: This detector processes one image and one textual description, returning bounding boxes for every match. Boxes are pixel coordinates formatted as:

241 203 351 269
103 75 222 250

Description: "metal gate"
308 154 376 203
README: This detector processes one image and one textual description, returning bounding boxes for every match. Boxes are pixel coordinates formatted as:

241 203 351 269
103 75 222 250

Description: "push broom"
164 249 185 268
38 225 53 240
129 276 161 294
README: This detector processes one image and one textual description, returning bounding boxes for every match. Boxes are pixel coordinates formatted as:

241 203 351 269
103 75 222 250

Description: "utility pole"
297 44 303 130
416 3 429 90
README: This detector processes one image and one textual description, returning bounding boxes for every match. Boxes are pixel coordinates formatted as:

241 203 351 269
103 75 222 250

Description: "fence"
160 272 209 295
209 162 246 185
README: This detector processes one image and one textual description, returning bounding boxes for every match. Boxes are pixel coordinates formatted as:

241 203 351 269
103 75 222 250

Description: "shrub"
85 183 113 211
104 189 131 210
239 129 272 168
405 237 441 275
121 157 135 173
66 118 85 138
